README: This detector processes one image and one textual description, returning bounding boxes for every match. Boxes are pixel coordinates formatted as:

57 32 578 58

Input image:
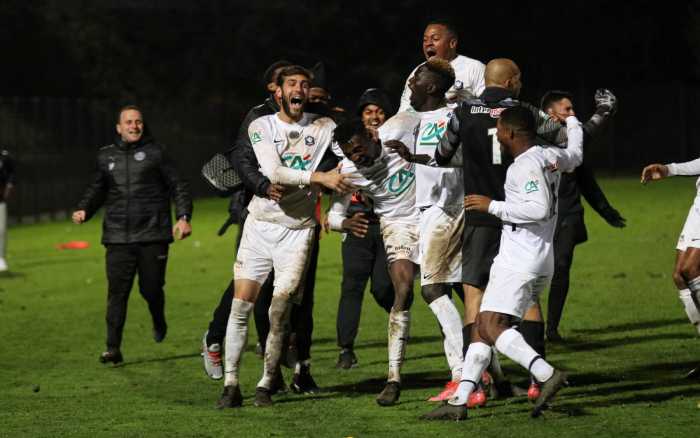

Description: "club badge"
134 151 146 161
454 80 464 90
305 135 315 146
108 162 115 171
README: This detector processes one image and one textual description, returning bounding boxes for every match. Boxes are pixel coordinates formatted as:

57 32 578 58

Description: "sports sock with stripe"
495 328 554 383
449 341 491 406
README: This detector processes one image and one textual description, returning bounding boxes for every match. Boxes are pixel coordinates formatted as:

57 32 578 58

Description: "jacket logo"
454 80 463 90
134 151 146 161
108 162 115 171
305 135 315 146
251 131 263 144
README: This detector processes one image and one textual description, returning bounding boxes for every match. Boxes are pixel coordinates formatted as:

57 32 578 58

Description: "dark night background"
1 0 699 220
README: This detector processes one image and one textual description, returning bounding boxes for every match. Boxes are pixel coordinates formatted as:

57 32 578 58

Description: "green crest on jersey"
251 131 263 144
524 180 540 193
419 120 447 146
282 153 311 170
387 168 415 194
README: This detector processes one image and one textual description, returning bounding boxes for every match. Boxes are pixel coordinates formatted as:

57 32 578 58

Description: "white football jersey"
327 113 421 230
247 112 335 229
399 54 486 112
487 116 583 275
413 107 464 211
667 158 700 193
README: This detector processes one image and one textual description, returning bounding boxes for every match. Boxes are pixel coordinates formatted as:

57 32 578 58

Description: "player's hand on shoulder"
72 210 86 224
315 164 358 194
640 163 668 184
342 212 369 238
464 195 492 212
384 140 411 161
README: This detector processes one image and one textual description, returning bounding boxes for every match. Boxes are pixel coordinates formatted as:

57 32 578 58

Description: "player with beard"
399 19 485 112
217 65 354 408
424 106 583 421
328 118 420 406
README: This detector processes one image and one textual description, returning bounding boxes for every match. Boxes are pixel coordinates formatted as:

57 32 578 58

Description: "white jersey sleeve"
542 116 583 173
667 158 700 176
327 193 351 231
248 118 312 186
488 161 551 223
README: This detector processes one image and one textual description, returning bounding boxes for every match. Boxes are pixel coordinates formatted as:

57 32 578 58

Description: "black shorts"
461 225 501 289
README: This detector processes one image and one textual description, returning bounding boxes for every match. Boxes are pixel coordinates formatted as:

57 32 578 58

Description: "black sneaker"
531 369 568 418
291 363 319 394
216 385 242 409
376 381 401 406
153 322 167 343
336 349 358 369
99 349 123 365
421 402 468 421
546 329 564 343
254 386 274 407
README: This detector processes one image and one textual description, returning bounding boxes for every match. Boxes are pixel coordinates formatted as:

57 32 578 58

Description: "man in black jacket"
540 90 625 342
73 105 192 364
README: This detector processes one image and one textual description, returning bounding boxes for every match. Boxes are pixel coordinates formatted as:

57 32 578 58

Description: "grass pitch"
2 176 700 437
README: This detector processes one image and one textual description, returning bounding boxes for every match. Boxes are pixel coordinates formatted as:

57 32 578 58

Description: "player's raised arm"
544 115 584 173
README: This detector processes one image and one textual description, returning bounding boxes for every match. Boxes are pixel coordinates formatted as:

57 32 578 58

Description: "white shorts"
480 262 551 318
234 218 314 302
380 217 419 265
677 199 700 251
419 206 464 285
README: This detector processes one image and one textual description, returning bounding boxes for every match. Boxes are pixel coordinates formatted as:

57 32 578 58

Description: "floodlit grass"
2 176 700 437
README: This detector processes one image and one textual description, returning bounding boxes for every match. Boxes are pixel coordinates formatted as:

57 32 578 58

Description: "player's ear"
449 38 458 49
266 82 276 93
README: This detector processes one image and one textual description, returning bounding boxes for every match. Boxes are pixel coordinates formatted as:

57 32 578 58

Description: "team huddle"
73 19 700 422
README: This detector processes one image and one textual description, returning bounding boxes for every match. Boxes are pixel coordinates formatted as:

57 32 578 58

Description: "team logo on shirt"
282 153 312 170
251 131 263 144
524 180 540 193
134 151 146 161
305 135 315 146
419 120 447 146
108 162 115 171
454 80 463 90
386 166 415 195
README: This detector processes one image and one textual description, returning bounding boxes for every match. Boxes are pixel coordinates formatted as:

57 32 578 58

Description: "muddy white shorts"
677 198 700 251
480 261 551 318
234 218 314 301
419 206 463 285
380 217 420 265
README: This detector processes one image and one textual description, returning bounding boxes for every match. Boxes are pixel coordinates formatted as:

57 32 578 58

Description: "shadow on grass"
570 317 688 335
550 332 691 353
116 352 201 367
312 335 442 353
0 271 26 279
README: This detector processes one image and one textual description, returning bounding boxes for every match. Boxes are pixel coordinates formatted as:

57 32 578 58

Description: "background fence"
1 82 699 222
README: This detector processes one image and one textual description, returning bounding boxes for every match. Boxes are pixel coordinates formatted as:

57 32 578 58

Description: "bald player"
399 19 485 112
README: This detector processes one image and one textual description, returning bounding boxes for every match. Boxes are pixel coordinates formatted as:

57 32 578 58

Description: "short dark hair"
263 60 293 85
540 90 574 111
499 106 536 138
116 105 143 123
276 65 313 86
333 118 367 146
423 57 456 96
356 88 395 117
426 18 459 40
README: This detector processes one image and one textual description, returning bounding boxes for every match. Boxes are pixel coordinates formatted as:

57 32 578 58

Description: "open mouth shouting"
424 46 437 59
289 95 305 113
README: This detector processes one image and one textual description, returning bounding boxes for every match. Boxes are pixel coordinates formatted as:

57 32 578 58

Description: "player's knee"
393 288 413 311
679 262 700 282
672 268 687 289
420 284 446 304
268 296 291 332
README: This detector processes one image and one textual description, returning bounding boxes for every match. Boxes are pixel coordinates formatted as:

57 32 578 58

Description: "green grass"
2 177 700 437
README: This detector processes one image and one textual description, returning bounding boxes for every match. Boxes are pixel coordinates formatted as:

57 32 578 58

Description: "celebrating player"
217 65 354 409
424 105 583 421
642 158 700 378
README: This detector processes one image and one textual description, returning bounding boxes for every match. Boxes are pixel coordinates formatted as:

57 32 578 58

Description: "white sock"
387 309 410 383
429 295 464 381
681 285 700 336
449 342 491 405
495 328 554 383
257 296 292 389
223 298 253 387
